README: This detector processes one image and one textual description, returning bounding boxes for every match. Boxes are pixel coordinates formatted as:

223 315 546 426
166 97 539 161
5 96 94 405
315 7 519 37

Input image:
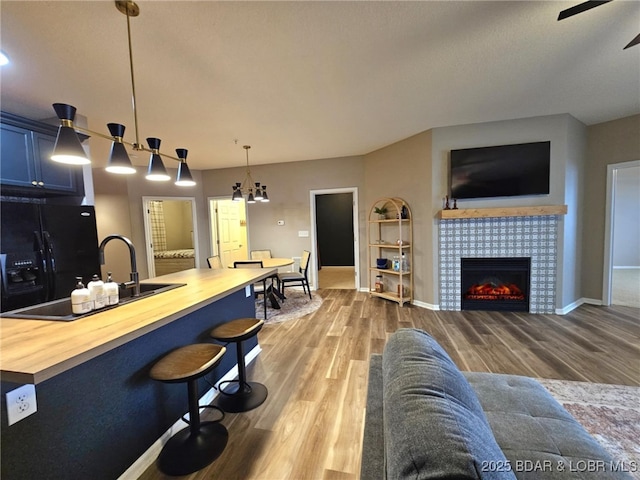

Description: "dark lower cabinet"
0 289 255 480
0 112 84 197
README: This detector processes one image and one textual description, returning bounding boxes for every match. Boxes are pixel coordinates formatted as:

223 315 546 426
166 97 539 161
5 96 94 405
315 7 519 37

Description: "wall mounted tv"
450 141 550 199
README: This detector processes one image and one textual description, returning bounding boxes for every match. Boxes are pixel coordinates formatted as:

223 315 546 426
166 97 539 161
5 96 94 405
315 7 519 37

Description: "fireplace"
461 257 531 312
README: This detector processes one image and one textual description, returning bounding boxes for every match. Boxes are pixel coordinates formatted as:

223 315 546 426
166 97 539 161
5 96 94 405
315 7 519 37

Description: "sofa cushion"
382 328 516 479
465 372 633 480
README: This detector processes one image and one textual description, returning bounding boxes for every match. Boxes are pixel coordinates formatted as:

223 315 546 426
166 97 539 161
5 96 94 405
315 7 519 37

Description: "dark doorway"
315 193 354 267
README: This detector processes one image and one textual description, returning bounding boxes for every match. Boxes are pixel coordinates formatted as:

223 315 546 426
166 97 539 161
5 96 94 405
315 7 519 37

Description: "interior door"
217 199 247 267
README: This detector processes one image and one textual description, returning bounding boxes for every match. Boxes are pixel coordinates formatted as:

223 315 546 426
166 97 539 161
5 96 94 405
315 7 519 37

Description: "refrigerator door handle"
33 230 47 274
34 230 51 300
43 231 57 298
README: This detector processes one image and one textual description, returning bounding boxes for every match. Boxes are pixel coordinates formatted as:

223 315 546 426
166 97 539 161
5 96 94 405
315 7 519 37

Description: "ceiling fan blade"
623 33 640 49
558 0 613 20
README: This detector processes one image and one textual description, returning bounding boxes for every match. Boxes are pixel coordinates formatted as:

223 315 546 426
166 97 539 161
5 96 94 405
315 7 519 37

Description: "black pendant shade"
175 149 196 186
106 123 136 174
254 183 264 201
51 103 90 165
48 3 196 186
232 183 242 201
145 137 170 181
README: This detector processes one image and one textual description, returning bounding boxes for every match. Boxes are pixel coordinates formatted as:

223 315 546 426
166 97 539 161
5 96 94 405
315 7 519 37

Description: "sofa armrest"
382 328 516 479
361 354 384 480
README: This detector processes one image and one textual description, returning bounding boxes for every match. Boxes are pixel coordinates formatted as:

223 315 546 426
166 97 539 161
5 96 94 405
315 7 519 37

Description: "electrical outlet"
6 384 37 425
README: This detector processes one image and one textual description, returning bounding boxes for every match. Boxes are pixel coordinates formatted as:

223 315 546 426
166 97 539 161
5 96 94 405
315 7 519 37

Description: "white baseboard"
581 297 602 306
555 297 602 315
357 288 439 310
412 299 439 310
118 344 262 480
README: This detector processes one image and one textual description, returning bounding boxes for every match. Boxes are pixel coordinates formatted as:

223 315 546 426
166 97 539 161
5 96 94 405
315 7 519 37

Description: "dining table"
257 257 294 269
232 257 294 308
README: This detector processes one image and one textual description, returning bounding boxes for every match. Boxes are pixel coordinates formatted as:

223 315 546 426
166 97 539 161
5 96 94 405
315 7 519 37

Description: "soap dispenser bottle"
104 272 119 306
87 274 106 310
71 277 92 314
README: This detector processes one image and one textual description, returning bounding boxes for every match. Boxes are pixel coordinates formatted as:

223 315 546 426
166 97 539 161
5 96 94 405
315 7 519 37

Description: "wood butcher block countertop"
0 267 276 384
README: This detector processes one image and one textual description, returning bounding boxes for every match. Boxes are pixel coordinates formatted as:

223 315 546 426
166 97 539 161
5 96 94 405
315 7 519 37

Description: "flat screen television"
450 141 550 199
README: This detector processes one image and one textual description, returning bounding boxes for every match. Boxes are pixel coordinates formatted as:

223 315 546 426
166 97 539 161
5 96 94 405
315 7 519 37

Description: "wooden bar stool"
210 318 268 412
149 343 228 476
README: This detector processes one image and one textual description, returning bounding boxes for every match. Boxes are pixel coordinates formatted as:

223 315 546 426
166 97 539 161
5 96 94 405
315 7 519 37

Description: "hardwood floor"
139 290 640 480
317 266 355 289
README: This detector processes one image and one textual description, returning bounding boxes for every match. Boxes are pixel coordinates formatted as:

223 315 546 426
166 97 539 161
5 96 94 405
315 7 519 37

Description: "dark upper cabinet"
0 112 84 196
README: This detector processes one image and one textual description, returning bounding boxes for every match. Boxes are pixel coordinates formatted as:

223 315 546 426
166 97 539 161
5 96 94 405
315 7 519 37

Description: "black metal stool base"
157 421 228 476
215 381 268 413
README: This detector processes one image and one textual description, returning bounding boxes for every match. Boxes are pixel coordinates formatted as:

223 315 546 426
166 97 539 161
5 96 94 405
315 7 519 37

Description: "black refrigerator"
0 201 101 312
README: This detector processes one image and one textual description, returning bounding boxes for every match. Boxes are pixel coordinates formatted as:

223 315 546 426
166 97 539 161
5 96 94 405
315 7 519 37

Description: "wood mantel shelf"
438 205 568 219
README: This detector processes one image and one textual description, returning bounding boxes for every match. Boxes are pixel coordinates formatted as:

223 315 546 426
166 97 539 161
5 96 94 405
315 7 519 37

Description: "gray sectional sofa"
361 328 632 480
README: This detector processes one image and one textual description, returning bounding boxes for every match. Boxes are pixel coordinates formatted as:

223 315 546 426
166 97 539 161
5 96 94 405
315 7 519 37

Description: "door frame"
142 196 199 278
309 187 360 291
602 159 640 305
207 196 249 268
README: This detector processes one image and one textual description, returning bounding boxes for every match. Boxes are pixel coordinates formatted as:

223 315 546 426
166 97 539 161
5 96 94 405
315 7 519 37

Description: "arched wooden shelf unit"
367 197 413 306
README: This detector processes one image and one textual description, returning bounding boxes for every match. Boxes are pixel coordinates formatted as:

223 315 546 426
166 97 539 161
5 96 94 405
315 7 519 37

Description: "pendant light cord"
125 5 142 150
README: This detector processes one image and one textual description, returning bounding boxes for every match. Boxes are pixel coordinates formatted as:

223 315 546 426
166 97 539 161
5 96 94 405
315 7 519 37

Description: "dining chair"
250 250 272 260
233 260 268 319
207 256 223 269
277 250 312 300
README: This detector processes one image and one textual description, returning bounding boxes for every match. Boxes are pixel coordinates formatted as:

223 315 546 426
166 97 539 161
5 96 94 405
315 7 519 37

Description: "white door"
215 199 247 268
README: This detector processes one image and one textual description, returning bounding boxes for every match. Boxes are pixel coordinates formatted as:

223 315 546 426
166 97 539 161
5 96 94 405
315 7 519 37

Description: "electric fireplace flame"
461 257 531 312
464 282 525 301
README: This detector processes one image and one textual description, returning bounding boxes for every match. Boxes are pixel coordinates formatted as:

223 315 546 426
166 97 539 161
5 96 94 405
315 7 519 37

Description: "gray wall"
363 130 432 305
90 113 638 309
430 114 587 309
201 155 366 269
583 114 640 299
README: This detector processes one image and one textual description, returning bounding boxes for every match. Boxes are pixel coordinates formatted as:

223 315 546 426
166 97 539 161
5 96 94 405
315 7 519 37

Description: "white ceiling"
1 1 639 171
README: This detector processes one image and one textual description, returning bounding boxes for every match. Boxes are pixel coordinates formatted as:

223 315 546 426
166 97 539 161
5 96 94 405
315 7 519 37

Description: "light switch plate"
298 230 309 237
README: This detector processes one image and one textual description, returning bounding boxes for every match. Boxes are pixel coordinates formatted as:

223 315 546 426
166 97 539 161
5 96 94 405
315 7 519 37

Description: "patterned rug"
256 289 323 323
538 379 640 478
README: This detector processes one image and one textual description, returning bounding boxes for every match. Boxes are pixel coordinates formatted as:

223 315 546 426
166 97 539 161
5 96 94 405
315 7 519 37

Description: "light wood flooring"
317 266 355 289
140 290 640 480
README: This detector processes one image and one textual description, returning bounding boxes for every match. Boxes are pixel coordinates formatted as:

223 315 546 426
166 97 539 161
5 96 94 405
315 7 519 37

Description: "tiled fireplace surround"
439 215 558 314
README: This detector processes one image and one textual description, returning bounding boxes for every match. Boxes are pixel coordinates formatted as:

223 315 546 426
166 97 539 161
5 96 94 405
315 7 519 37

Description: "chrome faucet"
98 235 140 297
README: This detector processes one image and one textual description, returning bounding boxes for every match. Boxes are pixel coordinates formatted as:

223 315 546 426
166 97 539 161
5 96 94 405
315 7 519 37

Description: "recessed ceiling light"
0 51 9 66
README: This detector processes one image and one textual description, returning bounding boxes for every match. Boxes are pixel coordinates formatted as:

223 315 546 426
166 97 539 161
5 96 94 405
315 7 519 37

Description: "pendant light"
51 103 90 165
49 1 196 186
231 145 269 203
175 149 196 186
145 138 170 181
105 123 136 174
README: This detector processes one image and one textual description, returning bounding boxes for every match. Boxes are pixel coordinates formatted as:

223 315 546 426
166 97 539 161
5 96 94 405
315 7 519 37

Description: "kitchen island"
0 267 275 480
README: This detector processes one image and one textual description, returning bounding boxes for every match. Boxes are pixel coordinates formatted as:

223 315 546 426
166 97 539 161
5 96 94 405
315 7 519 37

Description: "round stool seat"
150 343 228 476
210 318 267 413
210 318 264 342
150 343 226 383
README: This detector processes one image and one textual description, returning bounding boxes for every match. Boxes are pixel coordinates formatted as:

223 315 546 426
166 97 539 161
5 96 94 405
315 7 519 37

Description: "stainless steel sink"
0 282 186 321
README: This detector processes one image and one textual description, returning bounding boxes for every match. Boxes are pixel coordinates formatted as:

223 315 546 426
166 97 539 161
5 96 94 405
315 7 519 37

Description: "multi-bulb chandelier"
231 145 269 203
49 1 195 187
